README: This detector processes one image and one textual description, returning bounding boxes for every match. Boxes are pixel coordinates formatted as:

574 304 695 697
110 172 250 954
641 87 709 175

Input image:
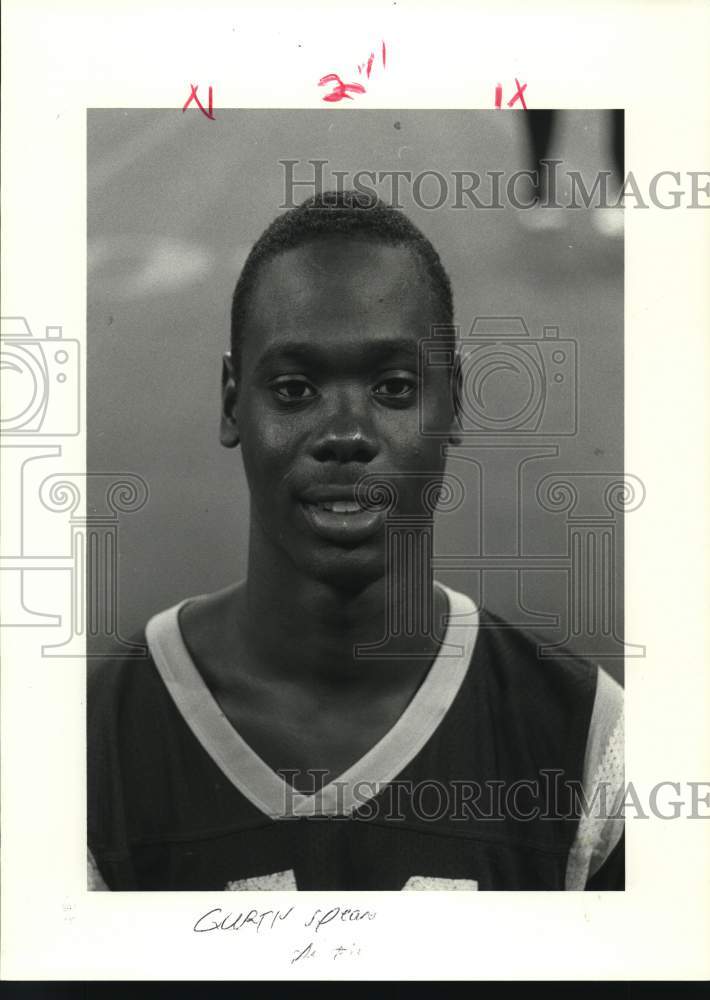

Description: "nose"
310 391 380 465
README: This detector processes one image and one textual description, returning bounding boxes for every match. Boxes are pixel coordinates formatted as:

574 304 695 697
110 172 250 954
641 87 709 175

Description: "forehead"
241 236 439 362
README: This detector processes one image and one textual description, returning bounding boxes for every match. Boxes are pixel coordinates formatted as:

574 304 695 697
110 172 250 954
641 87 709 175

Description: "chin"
299 544 386 594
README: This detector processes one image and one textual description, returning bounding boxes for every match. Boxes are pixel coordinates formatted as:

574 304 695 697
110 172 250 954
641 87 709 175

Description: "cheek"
237 397 306 491
238 391 284 449
387 387 452 464
422 375 456 425
244 421 292 458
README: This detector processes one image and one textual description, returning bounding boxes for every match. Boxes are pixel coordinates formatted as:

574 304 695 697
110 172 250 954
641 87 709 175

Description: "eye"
372 375 417 400
270 377 317 402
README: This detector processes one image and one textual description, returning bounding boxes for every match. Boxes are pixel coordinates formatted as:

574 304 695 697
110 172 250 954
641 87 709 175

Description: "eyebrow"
251 338 420 376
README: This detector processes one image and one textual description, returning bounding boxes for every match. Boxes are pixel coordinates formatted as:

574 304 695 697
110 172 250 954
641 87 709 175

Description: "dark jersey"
87 584 624 892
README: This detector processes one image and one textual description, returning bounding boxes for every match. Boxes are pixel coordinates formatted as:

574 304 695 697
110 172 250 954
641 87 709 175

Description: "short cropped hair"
230 190 454 359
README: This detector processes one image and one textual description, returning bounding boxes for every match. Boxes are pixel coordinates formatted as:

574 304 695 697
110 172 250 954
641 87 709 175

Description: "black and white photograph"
86 109 628 893
2 0 709 982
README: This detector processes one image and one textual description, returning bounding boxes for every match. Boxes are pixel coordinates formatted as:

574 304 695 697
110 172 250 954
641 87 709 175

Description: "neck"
240 525 445 688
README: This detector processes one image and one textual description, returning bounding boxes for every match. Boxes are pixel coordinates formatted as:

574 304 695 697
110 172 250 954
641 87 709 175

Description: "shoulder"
175 581 245 677
87 600 203 850
87 598 196 761
87 628 178 807
467 606 606 750
448 593 621 781
88 584 248 742
87 631 164 856
566 668 625 889
473 606 600 701
88 634 167 730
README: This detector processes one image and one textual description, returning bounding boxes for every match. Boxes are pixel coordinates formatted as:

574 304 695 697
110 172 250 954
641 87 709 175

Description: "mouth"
299 496 385 545
307 499 363 514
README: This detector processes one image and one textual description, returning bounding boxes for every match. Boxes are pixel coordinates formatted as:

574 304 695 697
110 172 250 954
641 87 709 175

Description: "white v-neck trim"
145 582 479 819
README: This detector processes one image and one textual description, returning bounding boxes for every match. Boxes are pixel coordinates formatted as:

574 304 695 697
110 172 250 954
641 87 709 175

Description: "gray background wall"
88 110 625 681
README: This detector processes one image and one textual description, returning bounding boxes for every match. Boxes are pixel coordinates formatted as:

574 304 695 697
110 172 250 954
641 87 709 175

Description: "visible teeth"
320 500 361 513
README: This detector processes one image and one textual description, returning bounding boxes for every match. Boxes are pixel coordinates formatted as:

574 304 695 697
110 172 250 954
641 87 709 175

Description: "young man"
88 191 624 891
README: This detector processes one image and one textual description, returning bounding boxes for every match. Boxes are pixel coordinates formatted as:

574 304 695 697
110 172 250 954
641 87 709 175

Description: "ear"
220 351 241 448
448 352 463 446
